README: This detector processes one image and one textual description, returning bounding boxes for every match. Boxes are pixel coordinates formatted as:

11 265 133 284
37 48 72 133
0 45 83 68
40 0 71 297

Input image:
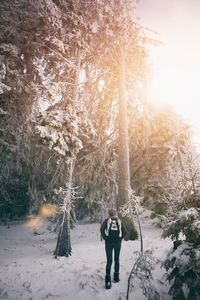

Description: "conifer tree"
79 0 150 237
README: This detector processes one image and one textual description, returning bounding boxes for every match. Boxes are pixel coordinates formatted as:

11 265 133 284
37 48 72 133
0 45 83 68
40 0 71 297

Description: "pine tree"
161 145 200 299
163 208 200 300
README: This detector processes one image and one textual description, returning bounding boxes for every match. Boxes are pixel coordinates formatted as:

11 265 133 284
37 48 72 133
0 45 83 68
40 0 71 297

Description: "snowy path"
0 214 172 300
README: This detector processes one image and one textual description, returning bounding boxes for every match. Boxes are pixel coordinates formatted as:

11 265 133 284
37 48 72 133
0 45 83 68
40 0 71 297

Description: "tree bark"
118 46 131 209
117 46 138 240
55 159 74 257
55 53 80 257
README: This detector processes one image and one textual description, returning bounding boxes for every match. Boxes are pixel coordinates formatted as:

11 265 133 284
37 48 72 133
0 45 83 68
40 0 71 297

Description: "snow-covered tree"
0 0 41 217
72 0 153 239
0 0 90 256
163 208 200 299
160 142 200 299
90 0 150 210
129 103 193 213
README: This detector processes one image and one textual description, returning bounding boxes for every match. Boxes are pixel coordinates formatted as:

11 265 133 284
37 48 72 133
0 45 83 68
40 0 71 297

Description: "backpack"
106 218 122 241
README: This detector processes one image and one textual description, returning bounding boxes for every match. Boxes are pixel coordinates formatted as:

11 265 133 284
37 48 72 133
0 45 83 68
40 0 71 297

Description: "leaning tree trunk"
55 52 80 258
118 46 131 208
118 45 138 240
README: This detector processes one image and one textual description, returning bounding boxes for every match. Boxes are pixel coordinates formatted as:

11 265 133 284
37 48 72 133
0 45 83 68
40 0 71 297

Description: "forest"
0 0 200 299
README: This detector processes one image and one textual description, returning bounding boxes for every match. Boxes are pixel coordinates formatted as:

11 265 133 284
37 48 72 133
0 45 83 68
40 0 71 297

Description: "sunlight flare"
38 203 57 218
25 204 57 231
25 216 44 231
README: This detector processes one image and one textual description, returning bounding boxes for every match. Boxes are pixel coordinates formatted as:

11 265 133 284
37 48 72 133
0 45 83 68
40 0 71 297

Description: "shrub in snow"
163 208 200 299
122 216 138 240
127 250 161 300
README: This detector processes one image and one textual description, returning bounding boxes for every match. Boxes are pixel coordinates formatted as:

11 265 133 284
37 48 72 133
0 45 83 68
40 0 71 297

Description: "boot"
114 272 120 282
105 275 112 289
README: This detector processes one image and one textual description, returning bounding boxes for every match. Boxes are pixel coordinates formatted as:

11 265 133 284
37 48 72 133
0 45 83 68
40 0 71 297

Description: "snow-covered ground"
0 212 173 300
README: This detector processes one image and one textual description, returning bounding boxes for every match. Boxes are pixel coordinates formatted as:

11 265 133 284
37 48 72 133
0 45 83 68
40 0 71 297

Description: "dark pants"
105 241 121 275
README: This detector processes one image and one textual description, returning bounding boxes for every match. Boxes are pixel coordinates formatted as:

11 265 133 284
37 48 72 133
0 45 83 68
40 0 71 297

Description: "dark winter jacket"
100 216 126 243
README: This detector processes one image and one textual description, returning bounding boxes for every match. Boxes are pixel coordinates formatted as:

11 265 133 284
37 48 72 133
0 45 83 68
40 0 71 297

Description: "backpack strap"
105 218 111 237
117 218 122 238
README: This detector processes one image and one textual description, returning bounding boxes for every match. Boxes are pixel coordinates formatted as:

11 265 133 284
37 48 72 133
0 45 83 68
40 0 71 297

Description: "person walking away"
100 208 126 289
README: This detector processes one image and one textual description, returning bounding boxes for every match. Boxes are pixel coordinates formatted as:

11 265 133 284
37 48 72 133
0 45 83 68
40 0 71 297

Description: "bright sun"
149 48 200 127
136 0 200 150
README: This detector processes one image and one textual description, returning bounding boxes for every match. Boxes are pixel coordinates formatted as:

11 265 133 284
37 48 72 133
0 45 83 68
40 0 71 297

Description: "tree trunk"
55 159 74 257
55 53 80 258
118 46 131 209
118 46 138 240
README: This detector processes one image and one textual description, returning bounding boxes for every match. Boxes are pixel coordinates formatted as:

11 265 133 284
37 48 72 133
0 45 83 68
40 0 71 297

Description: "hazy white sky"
136 0 200 146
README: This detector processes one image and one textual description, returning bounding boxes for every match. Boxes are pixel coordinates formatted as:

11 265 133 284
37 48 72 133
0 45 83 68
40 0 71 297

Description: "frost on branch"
119 190 142 218
36 102 82 159
162 208 200 244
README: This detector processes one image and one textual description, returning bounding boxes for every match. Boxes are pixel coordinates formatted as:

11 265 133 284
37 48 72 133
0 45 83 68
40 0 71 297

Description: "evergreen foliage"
0 0 199 271
122 216 138 240
0 0 190 221
163 208 200 299
129 104 192 208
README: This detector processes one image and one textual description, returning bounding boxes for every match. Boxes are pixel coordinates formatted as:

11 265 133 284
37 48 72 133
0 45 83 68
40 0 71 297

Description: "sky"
136 0 200 148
